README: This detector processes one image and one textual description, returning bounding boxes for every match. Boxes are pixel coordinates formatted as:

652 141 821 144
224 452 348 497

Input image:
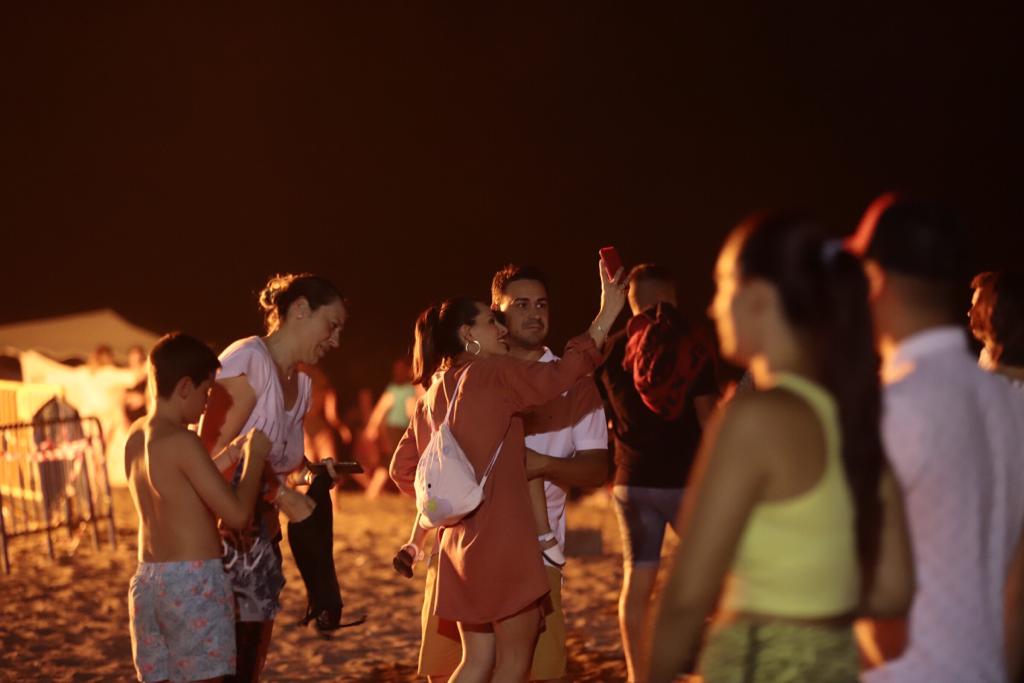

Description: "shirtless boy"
125 333 270 683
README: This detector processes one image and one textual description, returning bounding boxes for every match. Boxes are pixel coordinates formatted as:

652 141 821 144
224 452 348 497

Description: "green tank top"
720 373 860 618
384 383 416 429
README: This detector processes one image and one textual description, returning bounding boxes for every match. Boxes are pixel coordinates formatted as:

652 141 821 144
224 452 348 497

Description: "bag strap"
432 368 505 485
479 423 510 486
440 370 467 427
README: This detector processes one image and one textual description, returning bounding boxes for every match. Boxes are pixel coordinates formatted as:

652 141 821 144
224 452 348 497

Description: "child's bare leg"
530 477 552 536
393 514 432 578
408 514 431 550
530 477 564 567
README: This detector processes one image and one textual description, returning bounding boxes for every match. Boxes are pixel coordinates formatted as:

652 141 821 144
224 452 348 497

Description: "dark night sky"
1 3 1020 399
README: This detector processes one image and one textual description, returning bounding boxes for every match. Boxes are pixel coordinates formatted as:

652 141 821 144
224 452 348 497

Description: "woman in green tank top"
645 213 915 683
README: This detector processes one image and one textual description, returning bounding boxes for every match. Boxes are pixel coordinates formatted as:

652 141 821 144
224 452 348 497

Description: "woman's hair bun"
257 273 343 332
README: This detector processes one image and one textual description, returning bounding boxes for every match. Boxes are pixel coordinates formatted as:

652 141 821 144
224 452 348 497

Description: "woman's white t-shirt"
218 336 311 475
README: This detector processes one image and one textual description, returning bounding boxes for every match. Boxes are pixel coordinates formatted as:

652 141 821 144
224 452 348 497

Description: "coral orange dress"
391 335 601 624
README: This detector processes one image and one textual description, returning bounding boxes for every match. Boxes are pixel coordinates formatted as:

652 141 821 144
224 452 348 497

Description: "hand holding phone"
587 247 628 348
599 246 623 281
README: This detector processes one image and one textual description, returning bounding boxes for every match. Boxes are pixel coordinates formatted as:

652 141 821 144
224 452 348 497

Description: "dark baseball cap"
845 192 970 281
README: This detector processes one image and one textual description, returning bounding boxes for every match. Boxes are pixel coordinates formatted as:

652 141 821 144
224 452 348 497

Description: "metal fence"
0 416 116 573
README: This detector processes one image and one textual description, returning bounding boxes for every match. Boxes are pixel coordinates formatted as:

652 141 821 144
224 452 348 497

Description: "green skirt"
699 620 858 683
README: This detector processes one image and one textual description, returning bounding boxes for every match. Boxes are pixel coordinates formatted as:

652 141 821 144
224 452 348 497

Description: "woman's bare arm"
645 395 776 682
646 388 830 682
860 466 915 618
199 376 257 471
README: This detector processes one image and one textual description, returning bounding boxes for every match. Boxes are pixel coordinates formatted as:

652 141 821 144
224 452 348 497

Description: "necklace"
263 335 296 382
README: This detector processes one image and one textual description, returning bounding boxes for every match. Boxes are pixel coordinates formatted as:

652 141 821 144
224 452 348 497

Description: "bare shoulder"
148 427 209 465
124 418 148 480
125 417 147 452
716 388 822 461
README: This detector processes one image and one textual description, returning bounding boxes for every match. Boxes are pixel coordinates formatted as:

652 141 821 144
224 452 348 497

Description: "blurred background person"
301 361 358 507
123 344 149 423
970 270 1024 388
301 362 343 465
364 357 418 498
595 264 720 683
342 387 381 497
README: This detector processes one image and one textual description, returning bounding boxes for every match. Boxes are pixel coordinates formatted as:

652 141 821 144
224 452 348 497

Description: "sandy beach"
0 487 647 682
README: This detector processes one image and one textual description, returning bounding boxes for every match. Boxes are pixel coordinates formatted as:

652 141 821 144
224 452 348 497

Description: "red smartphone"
599 246 623 280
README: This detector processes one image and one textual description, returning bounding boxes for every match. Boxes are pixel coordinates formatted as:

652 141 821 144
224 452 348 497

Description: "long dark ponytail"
412 298 483 388
735 212 884 584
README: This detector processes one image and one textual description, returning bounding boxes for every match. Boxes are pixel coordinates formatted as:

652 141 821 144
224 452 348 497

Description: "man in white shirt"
492 264 610 682
848 194 1024 682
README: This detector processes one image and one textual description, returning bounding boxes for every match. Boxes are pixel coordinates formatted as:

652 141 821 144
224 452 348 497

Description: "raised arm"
497 338 603 415
501 262 626 412
179 428 270 529
587 261 627 349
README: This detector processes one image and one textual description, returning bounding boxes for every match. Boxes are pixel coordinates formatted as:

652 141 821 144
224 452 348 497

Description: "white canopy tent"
0 308 161 364
0 309 159 486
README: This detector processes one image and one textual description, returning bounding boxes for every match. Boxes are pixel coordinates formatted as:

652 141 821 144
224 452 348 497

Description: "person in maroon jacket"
595 264 720 682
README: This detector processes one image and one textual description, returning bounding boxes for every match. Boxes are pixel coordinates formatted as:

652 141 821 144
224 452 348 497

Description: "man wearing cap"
848 194 1024 682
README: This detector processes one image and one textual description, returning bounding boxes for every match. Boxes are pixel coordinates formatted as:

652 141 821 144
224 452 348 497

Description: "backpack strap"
480 442 503 483
440 370 468 427
479 423 511 486
433 368 504 485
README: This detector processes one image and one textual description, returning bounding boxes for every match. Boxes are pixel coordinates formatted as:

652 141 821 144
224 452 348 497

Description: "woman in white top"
200 272 346 682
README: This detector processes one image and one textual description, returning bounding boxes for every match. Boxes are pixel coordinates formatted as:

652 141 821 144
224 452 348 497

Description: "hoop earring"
465 340 482 356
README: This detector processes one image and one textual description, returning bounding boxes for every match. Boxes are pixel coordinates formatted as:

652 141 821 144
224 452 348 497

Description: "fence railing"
0 416 116 573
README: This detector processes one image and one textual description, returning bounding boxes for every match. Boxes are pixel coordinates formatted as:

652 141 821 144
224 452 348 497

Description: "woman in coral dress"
391 261 625 683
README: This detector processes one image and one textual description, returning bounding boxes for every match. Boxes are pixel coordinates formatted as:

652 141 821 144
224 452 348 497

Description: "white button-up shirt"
524 348 608 551
866 327 1024 683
